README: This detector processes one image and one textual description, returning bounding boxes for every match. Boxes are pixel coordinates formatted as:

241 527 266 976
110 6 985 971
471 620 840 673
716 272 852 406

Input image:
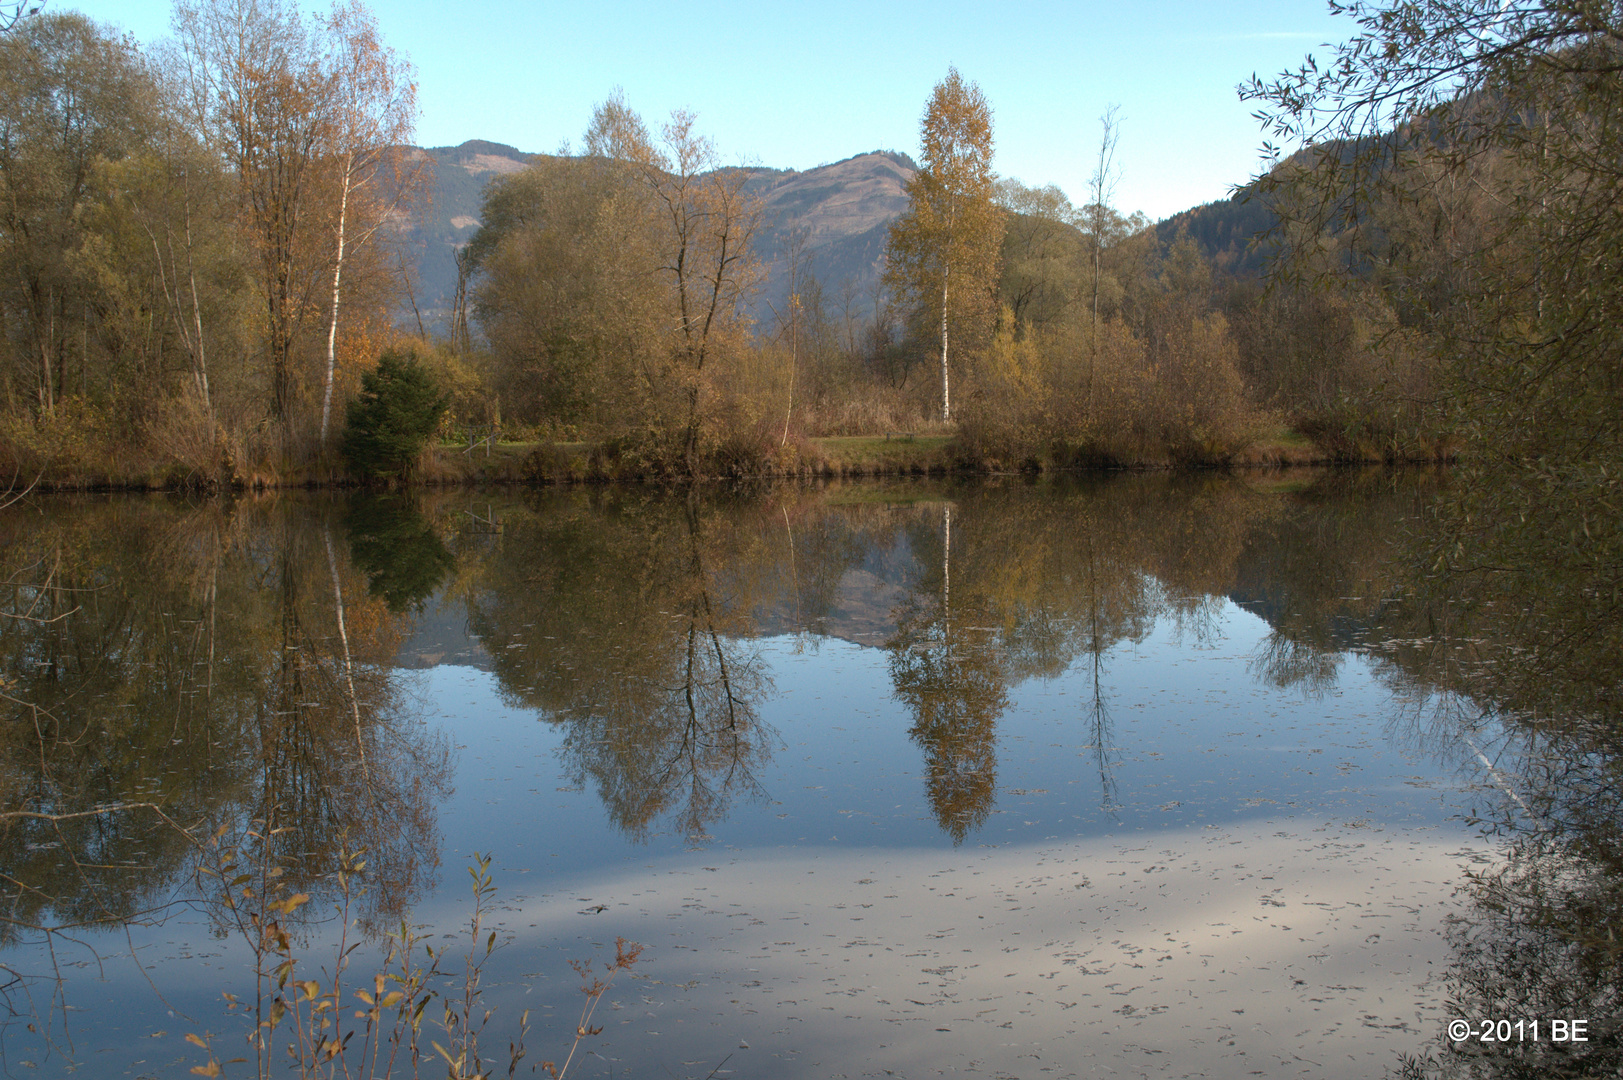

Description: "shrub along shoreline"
2 427 1453 493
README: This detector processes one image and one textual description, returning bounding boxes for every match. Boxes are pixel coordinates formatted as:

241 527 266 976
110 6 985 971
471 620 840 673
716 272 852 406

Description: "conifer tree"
341 348 447 479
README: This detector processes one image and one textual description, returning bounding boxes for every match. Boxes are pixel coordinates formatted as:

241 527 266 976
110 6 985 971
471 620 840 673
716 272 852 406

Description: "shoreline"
5 434 1454 494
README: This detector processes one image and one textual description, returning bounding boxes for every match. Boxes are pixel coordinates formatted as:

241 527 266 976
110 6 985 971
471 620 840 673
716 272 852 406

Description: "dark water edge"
0 469 1614 1078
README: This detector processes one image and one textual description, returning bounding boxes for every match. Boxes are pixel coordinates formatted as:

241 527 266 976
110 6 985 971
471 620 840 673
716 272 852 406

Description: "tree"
1244 5 1623 459
636 107 762 472
468 151 664 431
885 67 1003 423
1240 1 1623 441
340 347 447 479
995 178 1081 330
1081 107 1123 426
1084 107 1121 348
0 14 157 415
171 0 332 438
316 0 418 446
473 91 760 472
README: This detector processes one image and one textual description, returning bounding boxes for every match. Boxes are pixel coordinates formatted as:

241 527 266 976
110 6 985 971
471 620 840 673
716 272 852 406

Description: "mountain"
402 140 1287 335
1155 136 1407 278
1154 191 1279 277
398 140 533 330
742 150 917 323
398 142 915 335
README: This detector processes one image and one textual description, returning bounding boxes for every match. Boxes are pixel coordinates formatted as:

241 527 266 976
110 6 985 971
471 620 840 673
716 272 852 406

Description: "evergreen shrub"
341 348 449 480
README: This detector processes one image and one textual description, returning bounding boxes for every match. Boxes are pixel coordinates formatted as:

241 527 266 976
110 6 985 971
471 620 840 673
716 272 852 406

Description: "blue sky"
65 0 1351 221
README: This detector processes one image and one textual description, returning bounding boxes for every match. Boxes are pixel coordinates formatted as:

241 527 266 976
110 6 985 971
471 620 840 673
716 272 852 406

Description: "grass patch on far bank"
812 434 960 473
424 432 969 483
424 439 551 483
1229 427 1329 467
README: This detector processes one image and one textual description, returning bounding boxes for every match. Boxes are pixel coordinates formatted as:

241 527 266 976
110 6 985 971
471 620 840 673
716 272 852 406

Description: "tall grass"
188 830 640 1079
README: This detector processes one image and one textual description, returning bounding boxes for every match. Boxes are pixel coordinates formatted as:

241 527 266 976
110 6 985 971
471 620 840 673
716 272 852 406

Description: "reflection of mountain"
813 568 910 643
751 518 924 644
397 591 492 670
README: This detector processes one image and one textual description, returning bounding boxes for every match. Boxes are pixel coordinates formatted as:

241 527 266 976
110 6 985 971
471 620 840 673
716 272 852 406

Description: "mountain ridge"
400 139 1276 335
399 142 919 332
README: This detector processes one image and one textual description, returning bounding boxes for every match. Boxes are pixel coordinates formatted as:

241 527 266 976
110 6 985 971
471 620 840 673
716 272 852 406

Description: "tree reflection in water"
873 478 1278 840
1 473 1616 1076
0 496 452 981
887 505 1007 843
1210 470 1623 1078
462 489 777 844
1379 575 1623 1077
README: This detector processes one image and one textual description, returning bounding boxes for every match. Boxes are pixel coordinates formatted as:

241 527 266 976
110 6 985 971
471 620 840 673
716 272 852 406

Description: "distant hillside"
743 151 918 324
400 140 1287 336
1155 135 1404 277
1154 191 1279 277
397 143 914 335
398 140 532 330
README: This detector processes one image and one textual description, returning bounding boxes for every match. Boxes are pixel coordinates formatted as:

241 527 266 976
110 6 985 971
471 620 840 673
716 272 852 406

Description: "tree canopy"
884 67 1004 423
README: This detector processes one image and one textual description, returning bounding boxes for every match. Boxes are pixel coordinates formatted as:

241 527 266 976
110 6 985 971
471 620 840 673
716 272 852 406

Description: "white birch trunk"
184 190 210 412
320 154 354 445
940 264 951 423
324 525 370 786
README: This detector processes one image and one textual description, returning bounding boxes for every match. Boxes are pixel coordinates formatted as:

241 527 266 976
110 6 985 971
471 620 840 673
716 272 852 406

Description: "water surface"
0 473 1605 1078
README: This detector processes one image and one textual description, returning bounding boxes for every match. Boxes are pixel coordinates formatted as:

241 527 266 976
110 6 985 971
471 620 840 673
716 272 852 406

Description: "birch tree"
316 0 417 445
884 67 1003 423
172 0 332 434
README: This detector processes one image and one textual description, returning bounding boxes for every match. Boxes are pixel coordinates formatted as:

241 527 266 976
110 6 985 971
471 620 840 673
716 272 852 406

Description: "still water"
0 473 1608 1078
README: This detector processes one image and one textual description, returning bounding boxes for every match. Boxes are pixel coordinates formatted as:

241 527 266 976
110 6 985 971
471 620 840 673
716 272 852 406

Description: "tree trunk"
781 296 796 447
1089 230 1100 424
183 184 211 413
940 263 951 423
321 155 353 446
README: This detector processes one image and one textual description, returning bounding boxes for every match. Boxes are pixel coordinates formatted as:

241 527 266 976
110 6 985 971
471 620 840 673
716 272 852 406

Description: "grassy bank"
408 426 1446 486
0 426 1452 493
410 433 968 485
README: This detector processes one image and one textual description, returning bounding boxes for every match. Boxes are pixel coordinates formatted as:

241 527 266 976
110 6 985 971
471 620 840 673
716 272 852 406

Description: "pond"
0 472 1612 1079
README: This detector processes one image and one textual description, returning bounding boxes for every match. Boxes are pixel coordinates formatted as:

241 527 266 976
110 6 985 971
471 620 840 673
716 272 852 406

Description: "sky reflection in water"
0 475 1519 1078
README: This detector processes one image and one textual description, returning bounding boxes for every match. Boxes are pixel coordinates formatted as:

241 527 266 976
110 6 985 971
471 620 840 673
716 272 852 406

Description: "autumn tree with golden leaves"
885 67 1004 423
172 0 417 453
316 0 418 446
